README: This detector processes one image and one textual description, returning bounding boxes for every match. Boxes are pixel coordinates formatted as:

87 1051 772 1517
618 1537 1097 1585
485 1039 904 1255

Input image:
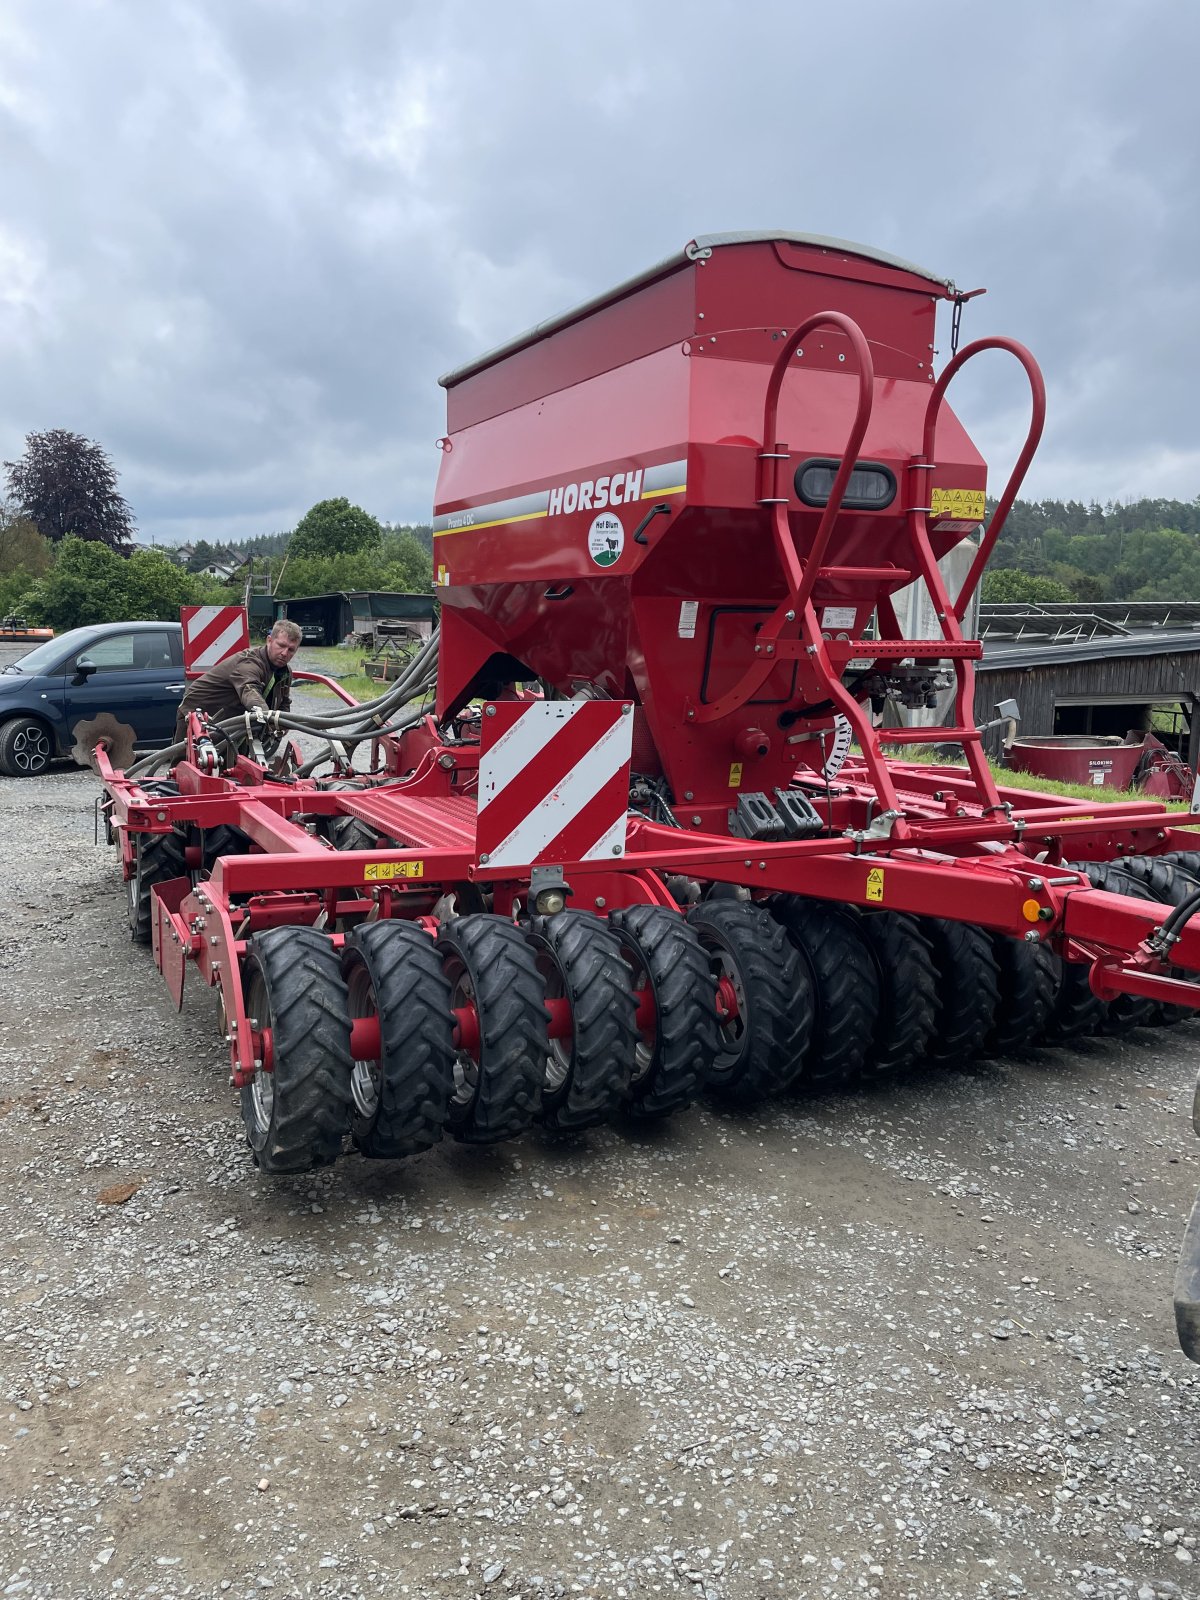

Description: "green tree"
0 572 36 617
3 429 136 549
186 538 217 573
238 529 292 560
1067 573 1106 603
981 569 1073 604
0 501 53 580
273 534 433 602
384 519 433 553
289 498 384 560
19 539 214 630
989 495 1200 596
1115 528 1200 601
121 548 198 618
379 530 434 591
20 539 127 627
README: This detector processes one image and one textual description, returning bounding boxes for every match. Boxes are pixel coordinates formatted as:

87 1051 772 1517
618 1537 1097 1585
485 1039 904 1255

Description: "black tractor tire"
239 925 354 1173
437 914 549 1144
1094 855 1200 1025
686 899 811 1102
0 716 54 778
1070 861 1160 1031
311 780 363 840
919 918 1000 1067
1076 859 1159 898
318 783 384 854
126 830 189 946
851 909 939 1076
1041 953 1106 1044
139 778 180 800
608 904 718 1119
1163 850 1200 879
988 934 1060 1054
341 920 455 1159
200 824 252 873
328 814 382 853
523 911 637 1131
1114 854 1200 900
771 897 879 1089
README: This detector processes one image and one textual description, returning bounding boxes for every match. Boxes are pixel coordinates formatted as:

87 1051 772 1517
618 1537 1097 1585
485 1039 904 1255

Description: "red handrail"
693 312 874 725
920 338 1046 623
762 312 875 619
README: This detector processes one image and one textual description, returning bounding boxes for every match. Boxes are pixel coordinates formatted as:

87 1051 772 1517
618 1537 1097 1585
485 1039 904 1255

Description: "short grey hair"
271 618 302 643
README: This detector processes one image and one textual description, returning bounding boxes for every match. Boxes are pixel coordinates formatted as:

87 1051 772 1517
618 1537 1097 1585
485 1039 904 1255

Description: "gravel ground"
2 646 1199 1600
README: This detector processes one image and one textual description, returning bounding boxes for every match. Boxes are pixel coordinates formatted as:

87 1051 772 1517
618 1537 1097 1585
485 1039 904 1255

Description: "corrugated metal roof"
981 601 1200 643
980 631 1200 671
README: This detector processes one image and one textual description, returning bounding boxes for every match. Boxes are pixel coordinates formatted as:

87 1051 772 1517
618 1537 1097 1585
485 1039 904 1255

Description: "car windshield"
4 634 88 674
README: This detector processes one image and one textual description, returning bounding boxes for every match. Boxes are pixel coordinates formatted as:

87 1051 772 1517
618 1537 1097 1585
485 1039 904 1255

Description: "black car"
0 621 185 777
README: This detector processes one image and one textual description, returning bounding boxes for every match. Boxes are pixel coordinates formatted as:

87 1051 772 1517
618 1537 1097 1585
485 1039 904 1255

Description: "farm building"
974 603 1200 767
248 591 436 646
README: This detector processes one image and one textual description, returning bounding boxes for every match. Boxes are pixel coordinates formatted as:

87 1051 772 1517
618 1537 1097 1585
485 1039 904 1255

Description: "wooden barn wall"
975 651 1200 735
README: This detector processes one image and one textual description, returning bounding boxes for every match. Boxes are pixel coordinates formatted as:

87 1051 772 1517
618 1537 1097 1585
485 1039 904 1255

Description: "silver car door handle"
165 683 185 691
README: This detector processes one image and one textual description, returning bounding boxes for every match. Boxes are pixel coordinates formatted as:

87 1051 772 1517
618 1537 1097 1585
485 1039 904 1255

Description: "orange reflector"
1022 898 1042 922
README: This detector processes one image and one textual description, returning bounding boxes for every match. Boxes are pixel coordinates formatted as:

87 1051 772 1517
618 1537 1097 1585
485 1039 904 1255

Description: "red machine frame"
97 232 1200 1359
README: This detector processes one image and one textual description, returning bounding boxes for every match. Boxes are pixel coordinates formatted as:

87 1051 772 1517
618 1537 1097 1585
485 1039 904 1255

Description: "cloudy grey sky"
1 0 1197 546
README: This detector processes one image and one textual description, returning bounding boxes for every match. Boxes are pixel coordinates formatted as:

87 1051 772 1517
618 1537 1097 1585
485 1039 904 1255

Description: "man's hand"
249 706 279 729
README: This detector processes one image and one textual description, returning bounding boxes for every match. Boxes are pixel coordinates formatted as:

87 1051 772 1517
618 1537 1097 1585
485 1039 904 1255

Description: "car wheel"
0 717 54 778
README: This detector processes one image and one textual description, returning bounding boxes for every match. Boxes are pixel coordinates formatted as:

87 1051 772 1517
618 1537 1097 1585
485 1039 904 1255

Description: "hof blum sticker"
588 512 624 567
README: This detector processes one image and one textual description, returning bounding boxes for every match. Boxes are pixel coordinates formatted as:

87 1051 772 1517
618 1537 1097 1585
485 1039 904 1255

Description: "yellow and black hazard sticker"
865 866 885 903
364 861 424 881
930 487 985 521
728 762 743 788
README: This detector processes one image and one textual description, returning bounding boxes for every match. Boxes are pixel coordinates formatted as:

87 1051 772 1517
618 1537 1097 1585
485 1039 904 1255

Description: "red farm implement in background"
97 232 1200 1360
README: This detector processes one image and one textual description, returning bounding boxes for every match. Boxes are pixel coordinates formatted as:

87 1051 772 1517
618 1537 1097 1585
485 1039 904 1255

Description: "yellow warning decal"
930 487 985 521
364 861 424 881
865 866 885 903
728 762 743 788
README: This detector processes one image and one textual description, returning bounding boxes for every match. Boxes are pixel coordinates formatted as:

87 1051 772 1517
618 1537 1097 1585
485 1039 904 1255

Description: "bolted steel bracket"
862 809 900 841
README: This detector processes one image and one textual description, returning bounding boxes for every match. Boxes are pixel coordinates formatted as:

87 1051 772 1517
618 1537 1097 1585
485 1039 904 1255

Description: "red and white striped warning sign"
180 605 250 678
476 700 634 869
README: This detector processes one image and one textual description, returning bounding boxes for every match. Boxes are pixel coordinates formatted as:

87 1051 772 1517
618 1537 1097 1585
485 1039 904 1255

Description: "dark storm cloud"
0 0 1195 545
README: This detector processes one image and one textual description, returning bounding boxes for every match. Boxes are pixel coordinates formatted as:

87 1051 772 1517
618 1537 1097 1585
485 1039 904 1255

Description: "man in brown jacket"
173 619 302 743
